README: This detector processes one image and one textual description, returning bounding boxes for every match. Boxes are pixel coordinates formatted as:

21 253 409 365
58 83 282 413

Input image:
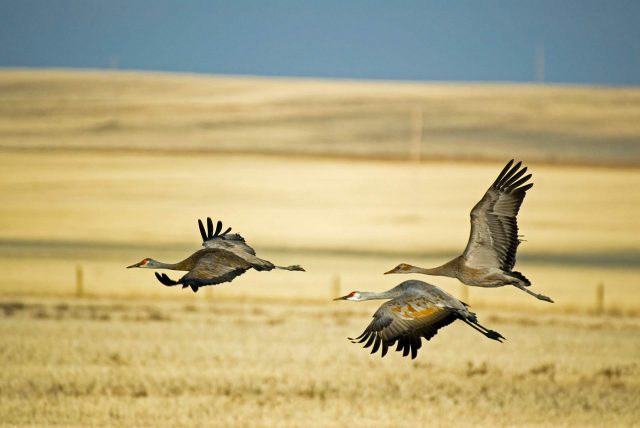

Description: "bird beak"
383 267 396 275
333 295 348 301
126 262 142 269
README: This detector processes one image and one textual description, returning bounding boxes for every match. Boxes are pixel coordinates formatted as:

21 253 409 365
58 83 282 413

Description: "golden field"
2 69 640 165
1 299 639 427
1 69 639 427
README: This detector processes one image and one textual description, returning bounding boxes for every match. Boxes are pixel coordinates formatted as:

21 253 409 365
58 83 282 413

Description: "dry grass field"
1 299 639 427
2 69 640 164
1 69 639 427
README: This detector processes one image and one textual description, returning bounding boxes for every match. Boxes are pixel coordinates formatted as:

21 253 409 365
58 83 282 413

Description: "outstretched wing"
350 294 459 359
197 217 274 271
199 217 256 255
180 249 252 290
462 160 533 271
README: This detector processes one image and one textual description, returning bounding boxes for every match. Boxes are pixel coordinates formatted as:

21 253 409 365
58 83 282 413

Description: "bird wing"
199 217 257 256
351 293 458 359
180 249 252 289
462 160 533 271
197 218 274 271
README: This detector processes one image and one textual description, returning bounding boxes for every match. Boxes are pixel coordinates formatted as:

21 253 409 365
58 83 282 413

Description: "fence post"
596 282 604 315
75 265 84 298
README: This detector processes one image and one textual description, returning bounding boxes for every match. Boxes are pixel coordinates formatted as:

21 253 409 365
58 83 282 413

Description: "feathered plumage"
336 280 504 359
127 217 304 292
385 160 553 303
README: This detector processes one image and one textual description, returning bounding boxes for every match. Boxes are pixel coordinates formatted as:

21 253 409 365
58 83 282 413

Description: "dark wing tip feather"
519 182 533 192
206 217 214 239
507 173 532 192
200 217 234 241
402 343 410 357
198 219 207 242
381 342 389 358
154 272 179 286
363 334 376 348
349 330 368 342
497 161 523 190
493 159 515 186
371 336 382 354
502 167 528 190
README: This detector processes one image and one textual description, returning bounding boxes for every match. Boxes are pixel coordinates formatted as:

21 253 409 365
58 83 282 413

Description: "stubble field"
1 299 639 427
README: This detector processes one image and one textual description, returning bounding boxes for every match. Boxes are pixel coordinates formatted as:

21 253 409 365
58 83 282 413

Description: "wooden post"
411 104 423 162
331 275 341 300
75 265 84 298
596 282 604 315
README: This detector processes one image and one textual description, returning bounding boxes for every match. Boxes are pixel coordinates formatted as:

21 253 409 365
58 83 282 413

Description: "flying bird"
385 160 553 302
127 217 304 292
334 280 504 359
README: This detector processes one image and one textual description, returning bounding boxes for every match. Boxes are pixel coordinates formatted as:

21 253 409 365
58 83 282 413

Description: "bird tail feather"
508 271 531 286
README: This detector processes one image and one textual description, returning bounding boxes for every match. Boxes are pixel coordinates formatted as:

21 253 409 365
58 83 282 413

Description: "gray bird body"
127 218 304 292
335 280 504 359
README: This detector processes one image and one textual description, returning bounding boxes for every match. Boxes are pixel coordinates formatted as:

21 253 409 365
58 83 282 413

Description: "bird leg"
512 283 554 303
275 265 305 271
460 318 505 342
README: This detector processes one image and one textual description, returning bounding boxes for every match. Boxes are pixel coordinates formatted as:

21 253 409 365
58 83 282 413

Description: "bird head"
384 263 414 275
127 258 159 269
333 291 362 301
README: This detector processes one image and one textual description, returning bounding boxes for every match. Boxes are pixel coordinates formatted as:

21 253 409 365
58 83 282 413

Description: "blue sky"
1 0 639 85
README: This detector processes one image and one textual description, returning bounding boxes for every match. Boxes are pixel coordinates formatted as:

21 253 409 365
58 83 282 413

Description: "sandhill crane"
385 160 553 303
334 280 504 359
127 217 304 292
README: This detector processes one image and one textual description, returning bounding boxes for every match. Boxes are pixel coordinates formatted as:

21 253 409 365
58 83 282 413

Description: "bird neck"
358 290 399 301
411 258 459 277
151 260 181 270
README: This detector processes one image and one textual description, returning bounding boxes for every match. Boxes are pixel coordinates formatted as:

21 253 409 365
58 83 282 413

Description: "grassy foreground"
1 298 639 427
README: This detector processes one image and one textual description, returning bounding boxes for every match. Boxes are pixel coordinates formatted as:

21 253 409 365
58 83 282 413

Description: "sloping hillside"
1 69 639 165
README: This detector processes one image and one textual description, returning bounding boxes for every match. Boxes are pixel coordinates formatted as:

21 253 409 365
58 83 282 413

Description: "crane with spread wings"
385 160 553 302
127 217 304 292
334 280 504 359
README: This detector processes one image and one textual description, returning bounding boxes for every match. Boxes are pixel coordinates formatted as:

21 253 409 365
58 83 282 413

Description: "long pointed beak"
126 262 141 269
383 268 396 275
333 295 348 301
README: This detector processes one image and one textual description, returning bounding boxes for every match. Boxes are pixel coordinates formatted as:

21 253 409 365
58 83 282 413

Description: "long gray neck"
151 260 180 270
358 290 401 301
413 258 460 278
